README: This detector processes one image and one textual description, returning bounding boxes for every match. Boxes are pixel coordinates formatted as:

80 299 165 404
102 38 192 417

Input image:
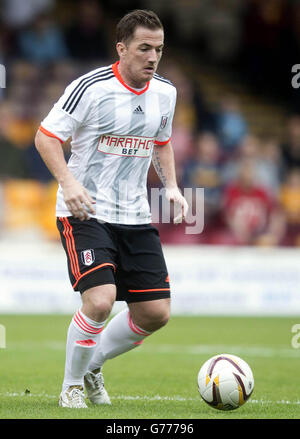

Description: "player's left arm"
152 141 189 223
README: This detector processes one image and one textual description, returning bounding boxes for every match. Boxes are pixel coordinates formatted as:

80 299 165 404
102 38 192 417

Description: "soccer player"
35 9 188 408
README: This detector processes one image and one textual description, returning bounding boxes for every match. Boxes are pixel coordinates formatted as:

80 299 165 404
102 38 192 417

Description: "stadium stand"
0 0 299 247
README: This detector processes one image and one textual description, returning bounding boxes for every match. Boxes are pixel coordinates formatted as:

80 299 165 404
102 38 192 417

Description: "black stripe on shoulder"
63 67 113 112
153 73 174 87
63 68 113 112
68 74 115 114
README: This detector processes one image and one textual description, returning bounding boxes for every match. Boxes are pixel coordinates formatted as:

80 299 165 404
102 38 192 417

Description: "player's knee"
81 284 116 321
155 305 170 326
149 312 170 332
91 297 114 318
137 306 170 332
152 312 170 331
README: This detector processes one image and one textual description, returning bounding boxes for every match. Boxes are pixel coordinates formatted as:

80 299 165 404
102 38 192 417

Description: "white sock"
62 309 106 391
88 308 151 371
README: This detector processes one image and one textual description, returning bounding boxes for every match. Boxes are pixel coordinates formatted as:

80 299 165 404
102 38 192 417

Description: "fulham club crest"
160 115 168 129
81 249 95 266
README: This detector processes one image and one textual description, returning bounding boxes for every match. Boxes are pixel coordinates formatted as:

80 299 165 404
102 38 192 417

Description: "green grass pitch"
0 314 299 419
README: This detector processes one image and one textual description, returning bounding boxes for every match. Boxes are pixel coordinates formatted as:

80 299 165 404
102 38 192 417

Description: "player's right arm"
34 129 95 220
35 73 98 220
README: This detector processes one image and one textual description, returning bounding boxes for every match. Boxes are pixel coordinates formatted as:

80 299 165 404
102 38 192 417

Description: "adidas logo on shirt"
133 105 144 115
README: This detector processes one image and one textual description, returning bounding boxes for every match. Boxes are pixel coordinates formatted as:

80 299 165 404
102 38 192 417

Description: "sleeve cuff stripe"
154 138 171 146
39 125 64 144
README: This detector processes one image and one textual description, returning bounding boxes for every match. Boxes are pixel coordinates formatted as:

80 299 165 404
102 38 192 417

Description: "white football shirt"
40 61 177 224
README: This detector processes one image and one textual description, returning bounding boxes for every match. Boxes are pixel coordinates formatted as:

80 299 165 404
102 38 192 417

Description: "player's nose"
148 49 158 63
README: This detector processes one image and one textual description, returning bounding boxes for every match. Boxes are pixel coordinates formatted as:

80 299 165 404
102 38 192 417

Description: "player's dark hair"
116 9 163 44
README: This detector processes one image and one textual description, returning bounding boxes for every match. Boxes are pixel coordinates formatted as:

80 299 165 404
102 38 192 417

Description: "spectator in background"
159 61 212 180
279 168 300 246
161 61 213 133
0 93 36 150
0 17 18 64
17 12 69 65
182 132 222 222
257 136 283 196
0 102 29 178
212 159 284 246
65 0 109 61
215 93 248 158
221 134 282 197
6 61 41 119
201 0 243 63
1 0 55 29
221 134 260 182
281 114 300 173
24 143 56 183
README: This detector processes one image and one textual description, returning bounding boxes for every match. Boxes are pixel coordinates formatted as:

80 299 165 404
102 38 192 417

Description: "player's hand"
165 187 189 224
61 175 96 221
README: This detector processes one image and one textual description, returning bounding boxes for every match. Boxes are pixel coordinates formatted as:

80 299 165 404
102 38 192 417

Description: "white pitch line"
7 342 300 358
1 392 300 405
140 344 300 359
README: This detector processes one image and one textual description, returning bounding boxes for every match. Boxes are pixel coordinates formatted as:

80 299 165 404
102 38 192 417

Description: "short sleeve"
155 87 177 146
40 77 94 142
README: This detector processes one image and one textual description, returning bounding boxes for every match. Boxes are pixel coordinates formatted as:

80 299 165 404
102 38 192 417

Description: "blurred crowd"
152 60 300 247
0 0 300 247
144 0 300 108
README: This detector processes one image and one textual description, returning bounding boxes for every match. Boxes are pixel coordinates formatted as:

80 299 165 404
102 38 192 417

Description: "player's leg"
59 284 116 408
84 300 170 406
127 297 170 332
87 297 170 374
62 284 116 390
57 217 117 407
87 224 171 377
81 283 116 322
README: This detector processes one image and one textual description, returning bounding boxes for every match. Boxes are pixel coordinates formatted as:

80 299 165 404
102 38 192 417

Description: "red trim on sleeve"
112 61 149 95
154 138 171 146
39 125 64 144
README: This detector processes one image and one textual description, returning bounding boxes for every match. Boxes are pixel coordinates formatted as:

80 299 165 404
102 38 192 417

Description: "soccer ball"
197 353 254 411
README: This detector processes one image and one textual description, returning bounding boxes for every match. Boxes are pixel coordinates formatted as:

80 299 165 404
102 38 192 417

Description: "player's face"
117 26 164 88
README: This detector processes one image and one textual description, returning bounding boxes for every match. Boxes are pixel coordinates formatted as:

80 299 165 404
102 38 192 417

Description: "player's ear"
116 41 127 58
